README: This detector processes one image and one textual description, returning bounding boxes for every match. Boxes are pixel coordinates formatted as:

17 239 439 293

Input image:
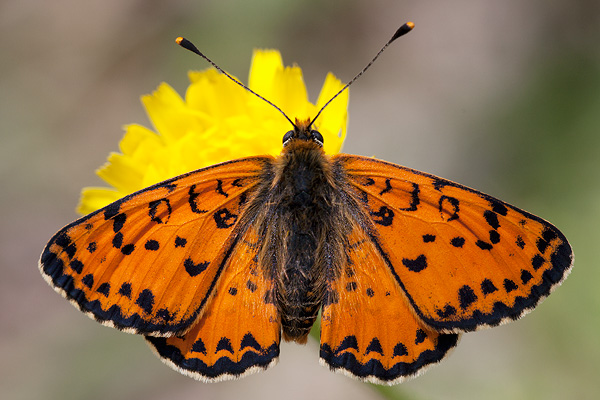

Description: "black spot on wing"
481 279 498 295
112 213 127 233
87 242 97 253
503 279 518 293
399 183 420 211
483 210 500 230
490 201 508 216
436 304 457 319
216 179 229 197
174 236 187 248
402 254 427 272
145 239 160 251
336 335 359 352
379 178 392 195
451 237 465 248
422 234 436 243
82 274 94 288
346 282 357 292
476 240 493 250
69 259 84 274
191 338 207 354
214 208 238 229
365 338 384 355
96 282 110 297
104 202 121 220
415 329 427 345
54 231 71 248
149 199 172 224
489 230 500 244
537 228 558 254
112 232 123 249
184 258 209 277
240 333 262 351
392 342 408 357
64 243 77 258
531 254 545 270
439 195 459 221
360 178 375 186
370 206 394 226
232 178 244 187
136 289 155 314
188 185 208 214
119 282 132 298
121 244 135 255
520 269 533 284
458 285 477 309
216 337 234 354
542 228 558 242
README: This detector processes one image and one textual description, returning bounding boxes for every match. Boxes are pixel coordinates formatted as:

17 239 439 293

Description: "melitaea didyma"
39 23 572 384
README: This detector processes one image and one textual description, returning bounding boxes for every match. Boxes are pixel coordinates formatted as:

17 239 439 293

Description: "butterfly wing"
336 155 573 333
146 226 281 381
320 226 459 384
40 157 272 336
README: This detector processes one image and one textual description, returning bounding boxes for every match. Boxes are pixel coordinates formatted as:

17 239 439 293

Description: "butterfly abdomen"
246 140 353 343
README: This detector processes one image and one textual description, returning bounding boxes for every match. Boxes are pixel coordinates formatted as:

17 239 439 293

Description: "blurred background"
1 1 598 399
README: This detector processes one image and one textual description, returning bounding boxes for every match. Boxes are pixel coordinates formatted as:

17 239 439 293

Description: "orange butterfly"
39 23 572 385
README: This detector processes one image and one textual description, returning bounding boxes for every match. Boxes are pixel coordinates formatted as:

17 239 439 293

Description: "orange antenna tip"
390 22 415 42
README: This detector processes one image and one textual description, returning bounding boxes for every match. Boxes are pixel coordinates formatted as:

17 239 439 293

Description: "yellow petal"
142 83 196 142
249 50 284 97
96 152 144 193
77 187 121 215
119 124 164 162
187 69 250 120
315 73 348 154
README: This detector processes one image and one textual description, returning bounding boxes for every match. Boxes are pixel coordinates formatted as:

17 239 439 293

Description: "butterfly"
39 23 572 385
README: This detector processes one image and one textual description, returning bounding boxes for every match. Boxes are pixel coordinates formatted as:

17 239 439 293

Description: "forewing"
146 226 281 381
336 155 573 333
320 226 459 384
40 157 271 336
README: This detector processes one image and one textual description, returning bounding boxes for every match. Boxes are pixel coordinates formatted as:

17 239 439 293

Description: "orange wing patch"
337 155 573 333
146 227 281 381
39 157 271 336
319 227 459 384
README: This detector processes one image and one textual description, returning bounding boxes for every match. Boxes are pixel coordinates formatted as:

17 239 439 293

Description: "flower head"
77 49 349 215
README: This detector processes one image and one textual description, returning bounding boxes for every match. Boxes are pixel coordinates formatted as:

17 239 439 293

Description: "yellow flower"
77 49 349 215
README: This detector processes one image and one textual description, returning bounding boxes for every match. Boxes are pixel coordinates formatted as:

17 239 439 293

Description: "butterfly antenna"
307 22 415 129
176 37 297 128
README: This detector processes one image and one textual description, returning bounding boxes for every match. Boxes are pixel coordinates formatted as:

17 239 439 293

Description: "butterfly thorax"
245 137 356 343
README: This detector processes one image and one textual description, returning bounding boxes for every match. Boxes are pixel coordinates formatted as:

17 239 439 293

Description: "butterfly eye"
282 130 294 146
311 130 324 146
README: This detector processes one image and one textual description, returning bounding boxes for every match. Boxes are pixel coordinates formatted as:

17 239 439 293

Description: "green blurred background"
1 1 598 399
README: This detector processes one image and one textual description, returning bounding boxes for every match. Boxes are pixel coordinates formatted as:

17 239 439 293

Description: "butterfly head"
282 118 324 148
